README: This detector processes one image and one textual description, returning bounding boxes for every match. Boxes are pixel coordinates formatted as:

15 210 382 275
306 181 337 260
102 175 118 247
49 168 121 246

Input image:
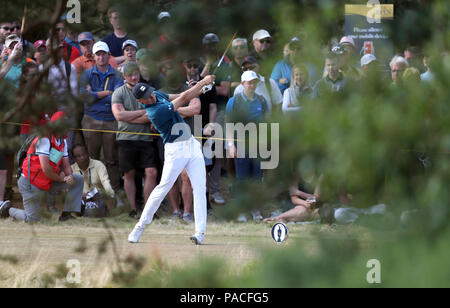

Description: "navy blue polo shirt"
142 91 191 144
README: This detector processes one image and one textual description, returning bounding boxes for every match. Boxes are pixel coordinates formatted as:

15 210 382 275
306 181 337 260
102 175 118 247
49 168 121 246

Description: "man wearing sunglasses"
251 30 273 61
2 20 34 60
0 35 35 88
55 22 81 63
230 38 249 93
0 22 13 52
250 29 275 78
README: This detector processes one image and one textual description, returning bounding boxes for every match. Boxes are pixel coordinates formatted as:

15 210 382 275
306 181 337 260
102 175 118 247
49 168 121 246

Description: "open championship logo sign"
271 223 289 243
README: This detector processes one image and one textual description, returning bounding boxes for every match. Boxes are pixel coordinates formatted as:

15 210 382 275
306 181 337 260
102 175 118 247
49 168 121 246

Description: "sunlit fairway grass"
0 209 375 288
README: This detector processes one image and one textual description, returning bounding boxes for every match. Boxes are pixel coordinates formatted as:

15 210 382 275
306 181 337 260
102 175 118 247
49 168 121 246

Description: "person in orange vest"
0 112 84 222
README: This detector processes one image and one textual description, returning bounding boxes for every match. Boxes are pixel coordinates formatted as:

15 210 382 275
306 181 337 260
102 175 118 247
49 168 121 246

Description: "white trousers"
136 136 207 235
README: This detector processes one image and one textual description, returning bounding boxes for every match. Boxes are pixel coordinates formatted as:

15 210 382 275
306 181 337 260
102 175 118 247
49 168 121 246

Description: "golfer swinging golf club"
128 75 216 245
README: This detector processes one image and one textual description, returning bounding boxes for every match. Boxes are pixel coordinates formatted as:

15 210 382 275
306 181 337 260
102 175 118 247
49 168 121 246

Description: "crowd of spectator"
0 7 442 225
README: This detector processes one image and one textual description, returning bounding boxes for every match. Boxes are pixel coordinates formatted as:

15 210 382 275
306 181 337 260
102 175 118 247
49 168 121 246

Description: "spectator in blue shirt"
81 41 124 191
226 70 267 221
226 70 266 180
271 37 318 93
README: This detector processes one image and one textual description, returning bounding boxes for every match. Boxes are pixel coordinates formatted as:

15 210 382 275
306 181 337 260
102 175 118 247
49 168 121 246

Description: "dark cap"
240 56 258 66
202 33 219 45
132 83 155 100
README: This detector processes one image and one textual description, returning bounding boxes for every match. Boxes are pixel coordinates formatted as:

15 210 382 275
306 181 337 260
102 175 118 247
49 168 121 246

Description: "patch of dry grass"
0 214 371 288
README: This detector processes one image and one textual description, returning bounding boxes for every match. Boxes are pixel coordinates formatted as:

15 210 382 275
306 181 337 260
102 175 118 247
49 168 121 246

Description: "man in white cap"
251 29 273 61
360 54 377 76
0 34 33 87
337 36 362 79
80 41 124 194
226 70 267 221
250 29 275 77
72 32 118 75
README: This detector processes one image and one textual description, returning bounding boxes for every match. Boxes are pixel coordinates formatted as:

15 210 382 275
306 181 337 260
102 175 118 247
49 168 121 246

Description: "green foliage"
0 0 448 287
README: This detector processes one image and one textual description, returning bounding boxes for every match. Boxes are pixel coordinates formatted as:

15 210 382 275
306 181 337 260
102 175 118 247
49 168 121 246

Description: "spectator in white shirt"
234 56 282 114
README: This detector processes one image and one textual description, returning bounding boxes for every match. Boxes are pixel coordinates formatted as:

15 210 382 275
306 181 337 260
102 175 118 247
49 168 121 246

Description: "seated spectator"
0 35 34 88
71 144 122 216
117 39 138 74
71 144 115 198
234 56 283 113
72 32 118 75
0 112 84 222
389 55 409 86
314 52 348 97
282 64 315 114
264 175 322 223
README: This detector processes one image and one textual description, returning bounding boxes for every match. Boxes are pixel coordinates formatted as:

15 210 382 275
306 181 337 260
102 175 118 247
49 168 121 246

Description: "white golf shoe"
128 225 145 243
190 233 205 245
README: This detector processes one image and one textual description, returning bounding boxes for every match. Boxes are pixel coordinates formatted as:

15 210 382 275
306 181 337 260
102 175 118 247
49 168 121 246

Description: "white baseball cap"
93 41 110 54
158 11 171 21
361 54 377 66
122 39 138 50
241 70 260 82
5 34 21 48
253 29 271 41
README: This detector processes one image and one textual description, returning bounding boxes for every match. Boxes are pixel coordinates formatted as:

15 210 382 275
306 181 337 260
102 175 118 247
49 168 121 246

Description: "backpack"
15 135 51 180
